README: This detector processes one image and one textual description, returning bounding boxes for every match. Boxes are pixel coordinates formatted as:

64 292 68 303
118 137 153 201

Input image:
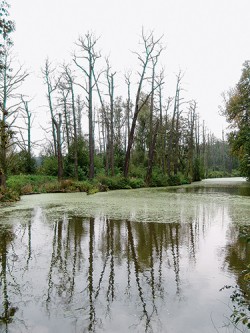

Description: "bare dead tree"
123 29 163 178
41 58 61 158
146 51 163 184
186 100 197 180
73 32 100 179
0 46 28 187
167 71 185 176
124 71 132 152
62 64 79 180
52 113 63 180
106 58 116 176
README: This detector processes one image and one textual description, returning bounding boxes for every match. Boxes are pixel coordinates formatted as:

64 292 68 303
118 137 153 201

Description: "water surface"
0 178 249 333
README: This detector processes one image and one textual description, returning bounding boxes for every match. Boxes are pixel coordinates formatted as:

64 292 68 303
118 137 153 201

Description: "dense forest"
0 1 246 199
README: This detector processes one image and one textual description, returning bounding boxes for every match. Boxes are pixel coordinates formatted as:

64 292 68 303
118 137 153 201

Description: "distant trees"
222 61 250 179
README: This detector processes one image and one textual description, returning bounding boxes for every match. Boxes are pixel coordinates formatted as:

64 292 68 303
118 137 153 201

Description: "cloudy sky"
10 0 250 139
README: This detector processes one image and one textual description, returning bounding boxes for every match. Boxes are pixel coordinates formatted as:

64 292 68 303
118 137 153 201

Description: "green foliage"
206 170 239 178
0 186 19 202
96 175 145 190
220 226 250 331
192 157 201 181
6 174 56 194
129 165 146 178
223 61 250 180
9 151 37 174
128 177 145 188
39 156 58 176
97 175 131 190
150 168 191 187
64 137 90 180
151 170 169 187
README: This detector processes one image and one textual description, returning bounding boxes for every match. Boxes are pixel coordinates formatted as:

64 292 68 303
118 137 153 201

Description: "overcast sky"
10 0 250 139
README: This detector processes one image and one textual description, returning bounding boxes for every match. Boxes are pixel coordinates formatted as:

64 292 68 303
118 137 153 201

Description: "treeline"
0 2 239 191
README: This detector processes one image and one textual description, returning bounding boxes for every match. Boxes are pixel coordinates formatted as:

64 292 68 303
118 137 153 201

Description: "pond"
0 177 249 333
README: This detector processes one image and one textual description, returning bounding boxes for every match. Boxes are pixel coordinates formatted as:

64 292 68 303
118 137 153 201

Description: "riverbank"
1 174 248 203
0 173 192 202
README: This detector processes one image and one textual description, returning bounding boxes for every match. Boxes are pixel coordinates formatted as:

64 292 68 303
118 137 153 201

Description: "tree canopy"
222 61 250 179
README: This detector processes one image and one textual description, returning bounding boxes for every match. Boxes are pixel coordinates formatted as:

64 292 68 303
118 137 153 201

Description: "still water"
0 178 249 333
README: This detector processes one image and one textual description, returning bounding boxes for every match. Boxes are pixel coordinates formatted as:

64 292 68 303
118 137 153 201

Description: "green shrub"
7 175 57 194
167 174 181 186
0 187 20 202
179 174 192 185
39 156 58 176
97 175 130 190
128 177 145 188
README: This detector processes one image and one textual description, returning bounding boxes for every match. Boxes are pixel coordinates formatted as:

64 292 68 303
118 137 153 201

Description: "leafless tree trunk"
52 113 63 180
0 47 28 187
42 58 60 157
187 100 197 180
63 65 78 180
123 29 163 178
74 32 100 179
145 120 159 185
106 58 116 176
146 54 162 184
167 72 183 176
124 71 132 152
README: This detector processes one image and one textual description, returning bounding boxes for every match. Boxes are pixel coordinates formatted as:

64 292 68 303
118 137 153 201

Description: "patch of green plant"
207 170 231 178
220 283 250 330
0 186 20 202
179 174 192 185
220 226 250 331
97 175 131 190
7 175 57 194
128 177 145 188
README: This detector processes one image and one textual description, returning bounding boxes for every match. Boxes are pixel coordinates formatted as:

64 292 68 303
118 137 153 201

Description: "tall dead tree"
52 113 63 180
186 100 197 180
58 85 70 152
146 52 163 185
42 59 61 157
167 72 184 176
123 29 163 178
0 52 28 186
106 58 116 176
62 64 79 180
124 71 132 152
19 95 35 173
74 32 100 179
0 2 28 187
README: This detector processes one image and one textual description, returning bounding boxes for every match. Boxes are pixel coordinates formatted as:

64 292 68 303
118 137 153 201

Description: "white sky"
10 0 250 141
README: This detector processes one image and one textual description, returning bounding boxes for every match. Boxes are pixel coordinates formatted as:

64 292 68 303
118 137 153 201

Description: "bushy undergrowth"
2 170 199 201
150 171 192 187
2 167 243 202
6 175 57 195
96 175 145 190
206 169 242 179
0 186 20 202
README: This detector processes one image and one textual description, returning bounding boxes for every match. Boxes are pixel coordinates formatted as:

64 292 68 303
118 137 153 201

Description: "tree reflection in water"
38 214 203 332
221 224 250 331
0 225 18 332
0 204 249 333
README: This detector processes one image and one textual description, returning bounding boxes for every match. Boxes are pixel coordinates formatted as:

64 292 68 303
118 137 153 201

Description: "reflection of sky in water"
0 179 249 333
